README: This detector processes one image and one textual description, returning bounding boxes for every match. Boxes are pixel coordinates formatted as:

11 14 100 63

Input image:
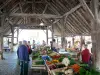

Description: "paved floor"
0 51 20 75
0 50 47 75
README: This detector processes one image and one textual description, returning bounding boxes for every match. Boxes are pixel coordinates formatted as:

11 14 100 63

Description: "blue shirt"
17 45 29 61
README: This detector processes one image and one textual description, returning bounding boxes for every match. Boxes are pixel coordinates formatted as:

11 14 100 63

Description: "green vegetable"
35 60 44 65
90 68 100 75
79 67 100 75
58 57 65 62
67 56 76 65
79 64 88 67
79 67 86 75
56 72 65 75
86 71 91 75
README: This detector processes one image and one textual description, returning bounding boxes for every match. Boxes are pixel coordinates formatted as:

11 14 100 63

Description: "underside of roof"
0 0 96 36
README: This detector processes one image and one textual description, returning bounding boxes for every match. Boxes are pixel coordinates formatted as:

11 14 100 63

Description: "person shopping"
27 41 32 54
51 39 58 52
32 40 36 49
17 40 29 75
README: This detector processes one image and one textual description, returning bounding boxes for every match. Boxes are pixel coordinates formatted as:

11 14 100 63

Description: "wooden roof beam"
0 0 12 10
32 0 35 13
9 13 62 19
79 0 94 20
53 4 82 24
25 1 46 3
42 4 48 14
13 24 50 27
19 0 23 13
63 4 81 17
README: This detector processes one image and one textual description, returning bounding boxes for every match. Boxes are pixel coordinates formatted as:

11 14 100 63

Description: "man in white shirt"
52 39 58 52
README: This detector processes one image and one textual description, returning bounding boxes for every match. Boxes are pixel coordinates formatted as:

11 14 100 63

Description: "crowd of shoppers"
17 40 46 75
17 39 93 75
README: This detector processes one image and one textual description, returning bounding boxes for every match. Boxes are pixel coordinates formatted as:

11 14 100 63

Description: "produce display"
32 51 40 60
70 64 80 73
31 46 100 75
35 60 44 65
51 55 61 59
55 64 65 68
48 64 66 70
64 68 73 75
48 64 57 70
62 58 70 67
55 72 65 75
46 59 59 65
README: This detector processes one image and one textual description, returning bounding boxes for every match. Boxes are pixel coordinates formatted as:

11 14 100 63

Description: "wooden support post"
72 36 75 46
61 37 66 48
46 26 48 45
57 37 59 46
17 27 19 43
11 27 14 52
0 35 3 60
90 0 100 69
51 24 54 41
66 39 67 48
61 18 66 48
80 36 83 50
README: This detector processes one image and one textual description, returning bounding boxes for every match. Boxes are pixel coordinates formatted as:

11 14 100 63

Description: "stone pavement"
0 52 20 75
0 51 48 75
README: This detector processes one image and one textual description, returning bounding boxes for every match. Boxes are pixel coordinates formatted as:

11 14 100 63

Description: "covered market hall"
0 0 100 75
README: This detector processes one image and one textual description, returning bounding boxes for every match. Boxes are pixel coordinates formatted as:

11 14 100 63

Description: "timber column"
61 18 66 48
17 27 19 44
51 24 54 41
11 26 14 52
72 36 75 46
46 26 48 45
0 35 3 59
91 0 100 69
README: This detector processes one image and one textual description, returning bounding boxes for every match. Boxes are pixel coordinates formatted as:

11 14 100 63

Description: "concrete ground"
0 51 20 75
0 51 48 75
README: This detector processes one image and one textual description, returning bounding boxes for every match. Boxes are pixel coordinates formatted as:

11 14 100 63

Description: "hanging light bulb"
40 19 44 26
40 22 44 26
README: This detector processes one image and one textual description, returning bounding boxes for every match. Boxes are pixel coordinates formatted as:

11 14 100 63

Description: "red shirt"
27 45 31 53
81 49 90 63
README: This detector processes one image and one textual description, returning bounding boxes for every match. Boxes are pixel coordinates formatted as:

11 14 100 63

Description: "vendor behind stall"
51 39 59 52
32 40 36 49
81 44 92 68
42 40 46 46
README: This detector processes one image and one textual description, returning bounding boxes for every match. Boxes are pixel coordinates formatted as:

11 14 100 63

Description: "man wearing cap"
17 40 29 75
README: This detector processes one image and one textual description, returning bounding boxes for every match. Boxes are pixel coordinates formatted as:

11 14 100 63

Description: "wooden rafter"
63 4 81 17
48 3 60 15
42 4 48 14
32 0 35 13
19 0 23 13
53 4 81 24
73 12 89 33
9 13 62 18
0 0 12 10
79 0 94 20
76 11 91 31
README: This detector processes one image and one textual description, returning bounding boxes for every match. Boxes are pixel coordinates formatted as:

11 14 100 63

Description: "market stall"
30 49 47 75
30 46 100 75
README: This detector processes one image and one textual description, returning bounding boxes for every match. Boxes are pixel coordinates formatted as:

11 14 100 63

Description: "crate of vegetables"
47 63 66 70
51 55 61 59
32 60 44 66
